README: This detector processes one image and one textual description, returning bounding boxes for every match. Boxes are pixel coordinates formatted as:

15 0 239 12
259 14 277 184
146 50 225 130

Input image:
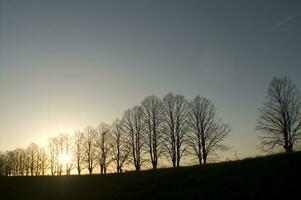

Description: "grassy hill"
0 152 300 200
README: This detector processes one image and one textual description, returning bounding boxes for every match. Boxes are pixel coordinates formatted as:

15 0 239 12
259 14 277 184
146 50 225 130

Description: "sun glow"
58 152 71 165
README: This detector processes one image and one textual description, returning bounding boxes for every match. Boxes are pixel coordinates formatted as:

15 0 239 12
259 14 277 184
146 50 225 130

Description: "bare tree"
38 147 48 176
35 147 41 176
123 106 145 171
162 93 188 167
64 134 73 175
24 149 30 176
48 137 57 175
1 149 30 176
27 143 39 176
9 148 25 176
17 148 26 176
47 133 72 175
73 130 85 175
256 77 301 153
56 133 68 175
0 152 5 176
188 96 231 164
4 151 13 176
83 126 98 174
8 150 17 176
110 119 129 173
141 95 164 169
96 122 112 174
56 133 72 175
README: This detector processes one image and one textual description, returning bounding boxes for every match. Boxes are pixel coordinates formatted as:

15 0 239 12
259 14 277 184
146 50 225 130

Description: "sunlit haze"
58 152 71 165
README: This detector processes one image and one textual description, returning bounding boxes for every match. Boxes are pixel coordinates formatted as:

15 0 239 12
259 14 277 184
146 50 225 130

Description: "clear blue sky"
0 0 300 159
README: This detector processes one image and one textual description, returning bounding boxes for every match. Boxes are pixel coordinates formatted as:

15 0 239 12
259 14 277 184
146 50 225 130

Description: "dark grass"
1 152 300 200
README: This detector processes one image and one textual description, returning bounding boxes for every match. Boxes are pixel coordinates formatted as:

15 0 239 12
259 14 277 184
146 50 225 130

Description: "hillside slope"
0 152 300 200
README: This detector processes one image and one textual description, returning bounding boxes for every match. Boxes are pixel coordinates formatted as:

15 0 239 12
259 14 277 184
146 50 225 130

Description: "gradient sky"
0 0 301 159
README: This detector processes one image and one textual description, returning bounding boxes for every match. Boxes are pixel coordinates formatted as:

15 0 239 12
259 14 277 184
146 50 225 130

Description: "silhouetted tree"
48 137 58 175
63 134 73 175
17 148 26 176
123 106 145 171
5 152 12 176
162 93 188 167
38 147 48 176
24 149 30 176
96 122 111 174
256 77 301 153
0 152 5 176
27 143 39 176
73 131 85 175
141 95 164 169
83 126 98 174
4 151 13 176
110 119 129 173
56 133 67 175
188 96 231 164
8 148 25 176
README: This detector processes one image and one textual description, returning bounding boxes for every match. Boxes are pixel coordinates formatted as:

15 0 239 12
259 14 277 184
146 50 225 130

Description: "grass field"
0 152 300 200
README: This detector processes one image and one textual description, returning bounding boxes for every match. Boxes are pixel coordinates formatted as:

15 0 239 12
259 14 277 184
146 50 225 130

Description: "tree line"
1 76 301 176
0 93 230 176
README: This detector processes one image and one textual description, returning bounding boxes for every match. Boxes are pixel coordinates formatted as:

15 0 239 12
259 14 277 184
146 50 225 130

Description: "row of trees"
0 143 48 176
1 76 300 176
0 93 231 176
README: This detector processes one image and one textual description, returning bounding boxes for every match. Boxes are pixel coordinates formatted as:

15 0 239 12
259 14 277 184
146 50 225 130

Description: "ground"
0 152 300 200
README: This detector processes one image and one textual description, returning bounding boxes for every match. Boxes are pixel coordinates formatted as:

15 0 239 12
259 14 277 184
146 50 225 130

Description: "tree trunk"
152 161 157 169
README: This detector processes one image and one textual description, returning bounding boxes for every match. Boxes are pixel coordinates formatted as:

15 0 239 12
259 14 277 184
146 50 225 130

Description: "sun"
58 152 71 165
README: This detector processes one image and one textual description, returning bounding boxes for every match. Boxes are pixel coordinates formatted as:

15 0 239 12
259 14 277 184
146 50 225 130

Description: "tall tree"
8 150 17 176
38 147 48 176
188 96 230 164
96 122 111 174
256 77 301 153
64 134 73 175
4 151 14 176
27 143 39 176
24 149 31 176
162 93 188 167
18 149 27 176
141 95 164 169
73 131 85 175
83 126 98 174
56 133 66 175
0 152 5 176
123 106 145 171
110 119 129 173
48 137 57 176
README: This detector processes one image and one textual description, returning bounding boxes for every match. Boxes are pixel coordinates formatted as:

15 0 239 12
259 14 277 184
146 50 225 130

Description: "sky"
0 0 301 159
